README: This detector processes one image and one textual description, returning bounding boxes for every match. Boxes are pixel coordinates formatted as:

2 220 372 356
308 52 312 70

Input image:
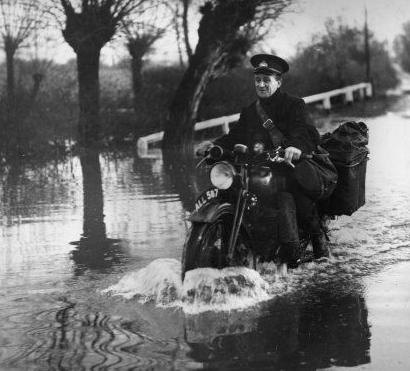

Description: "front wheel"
181 213 253 281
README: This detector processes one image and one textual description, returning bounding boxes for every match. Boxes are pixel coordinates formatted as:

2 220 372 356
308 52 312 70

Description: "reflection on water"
1 110 410 370
162 152 210 211
104 259 371 369
186 286 370 370
70 149 125 275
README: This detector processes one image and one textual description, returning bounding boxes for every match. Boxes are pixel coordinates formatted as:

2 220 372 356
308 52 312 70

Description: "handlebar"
258 149 312 169
197 145 312 168
265 148 312 163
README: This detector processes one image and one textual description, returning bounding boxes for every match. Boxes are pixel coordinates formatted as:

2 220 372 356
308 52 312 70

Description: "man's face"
254 73 281 98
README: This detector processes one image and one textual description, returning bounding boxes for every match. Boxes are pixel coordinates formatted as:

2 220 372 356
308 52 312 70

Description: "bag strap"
255 99 284 147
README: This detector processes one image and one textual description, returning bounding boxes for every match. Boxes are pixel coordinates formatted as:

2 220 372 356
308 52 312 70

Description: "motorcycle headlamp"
210 162 236 190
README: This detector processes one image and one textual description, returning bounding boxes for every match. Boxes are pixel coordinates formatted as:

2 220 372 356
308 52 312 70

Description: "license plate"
195 188 219 211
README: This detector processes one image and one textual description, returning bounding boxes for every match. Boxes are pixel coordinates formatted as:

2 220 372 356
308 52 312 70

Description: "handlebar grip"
209 145 224 159
195 143 220 158
300 153 313 160
271 148 312 159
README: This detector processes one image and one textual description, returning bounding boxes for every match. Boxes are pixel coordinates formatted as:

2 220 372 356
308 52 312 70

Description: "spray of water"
101 258 182 304
102 258 274 313
181 266 270 313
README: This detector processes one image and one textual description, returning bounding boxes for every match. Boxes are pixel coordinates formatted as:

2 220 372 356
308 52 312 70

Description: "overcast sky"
148 0 410 65
267 0 410 58
39 0 410 65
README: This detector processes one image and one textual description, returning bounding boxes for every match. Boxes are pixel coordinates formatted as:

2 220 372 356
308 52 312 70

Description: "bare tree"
167 0 197 64
126 25 165 94
0 0 44 126
162 0 293 151
123 3 169 111
56 0 148 147
181 0 193 59
168 1 186 67
22 30 57 116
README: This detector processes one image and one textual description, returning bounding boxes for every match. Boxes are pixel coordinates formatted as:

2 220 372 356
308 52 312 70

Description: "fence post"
359 87 365 100
137 138 148 156
323 97 331 110
365 83 373 97
345 89 354 104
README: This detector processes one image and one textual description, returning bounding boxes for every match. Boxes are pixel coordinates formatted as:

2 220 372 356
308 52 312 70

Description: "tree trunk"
30 73 44 103
6 47 15 109
182 0 192 59
364 7 371 82
130 55 143 109
162 28 228 152
162 0 260 151
20 73 44 120
77 48 101 147
173 4 185 68
4 44 19 153
162 50 222 152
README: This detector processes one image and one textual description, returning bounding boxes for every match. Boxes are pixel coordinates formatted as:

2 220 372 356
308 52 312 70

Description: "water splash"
181 266 270 314
102 258 182 304
102 259 272 313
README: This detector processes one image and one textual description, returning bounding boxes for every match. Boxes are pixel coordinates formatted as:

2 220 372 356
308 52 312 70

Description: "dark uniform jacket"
214 89 320 153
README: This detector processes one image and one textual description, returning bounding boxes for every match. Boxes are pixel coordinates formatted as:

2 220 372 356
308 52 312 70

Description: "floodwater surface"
1 108 410 370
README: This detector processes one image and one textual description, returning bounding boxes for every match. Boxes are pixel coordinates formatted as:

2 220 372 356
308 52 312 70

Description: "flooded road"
1 106 410 370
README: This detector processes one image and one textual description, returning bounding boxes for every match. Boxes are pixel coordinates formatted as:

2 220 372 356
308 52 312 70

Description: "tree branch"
182 0 192 59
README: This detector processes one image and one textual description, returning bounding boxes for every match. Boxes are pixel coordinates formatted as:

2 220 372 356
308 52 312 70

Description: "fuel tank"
248 165 289 203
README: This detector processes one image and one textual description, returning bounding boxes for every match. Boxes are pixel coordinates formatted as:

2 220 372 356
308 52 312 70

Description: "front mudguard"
189 201 252 241
189 201 234 223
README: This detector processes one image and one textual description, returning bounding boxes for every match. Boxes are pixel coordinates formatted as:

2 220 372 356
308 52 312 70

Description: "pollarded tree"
162 0 293 151
123 3 170 110
0 0 45 124
126 25 165 111
56 0 148 147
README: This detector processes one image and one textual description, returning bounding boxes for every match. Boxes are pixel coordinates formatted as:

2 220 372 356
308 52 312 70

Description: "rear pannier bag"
320 121 369 216
293 146 338 201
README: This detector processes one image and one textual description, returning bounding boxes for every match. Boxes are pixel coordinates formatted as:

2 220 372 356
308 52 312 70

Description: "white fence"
137 82 372 153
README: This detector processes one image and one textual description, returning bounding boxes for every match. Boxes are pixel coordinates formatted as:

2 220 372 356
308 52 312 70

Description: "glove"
196 140 214 157
285 146 302 163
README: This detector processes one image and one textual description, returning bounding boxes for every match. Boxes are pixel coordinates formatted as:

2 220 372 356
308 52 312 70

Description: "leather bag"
294 146 338 201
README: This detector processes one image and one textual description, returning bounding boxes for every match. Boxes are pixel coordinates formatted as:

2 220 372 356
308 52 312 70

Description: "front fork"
227 165 250 262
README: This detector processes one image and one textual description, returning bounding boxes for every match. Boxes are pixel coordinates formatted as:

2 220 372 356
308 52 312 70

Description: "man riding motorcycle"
198 53 329 262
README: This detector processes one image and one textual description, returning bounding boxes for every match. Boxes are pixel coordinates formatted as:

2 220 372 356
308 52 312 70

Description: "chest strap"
255 99 284 147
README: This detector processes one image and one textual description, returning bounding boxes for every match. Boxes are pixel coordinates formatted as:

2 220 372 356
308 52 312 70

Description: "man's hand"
196 140 214 157
284 146 302 163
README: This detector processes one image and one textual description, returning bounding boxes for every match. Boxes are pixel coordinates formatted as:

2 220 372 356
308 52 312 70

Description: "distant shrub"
0 59 78 158
394 21 410 74
285 19 398 96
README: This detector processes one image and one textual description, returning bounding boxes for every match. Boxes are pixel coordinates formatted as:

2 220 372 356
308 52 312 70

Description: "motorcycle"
181 144 321 280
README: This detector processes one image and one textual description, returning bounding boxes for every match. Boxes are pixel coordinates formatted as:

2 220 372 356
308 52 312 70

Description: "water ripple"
1 297 177 371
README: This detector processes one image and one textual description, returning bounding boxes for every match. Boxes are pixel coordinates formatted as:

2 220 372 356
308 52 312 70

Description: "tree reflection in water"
70 148 125 275
185 281 371 370
162 150 210 212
